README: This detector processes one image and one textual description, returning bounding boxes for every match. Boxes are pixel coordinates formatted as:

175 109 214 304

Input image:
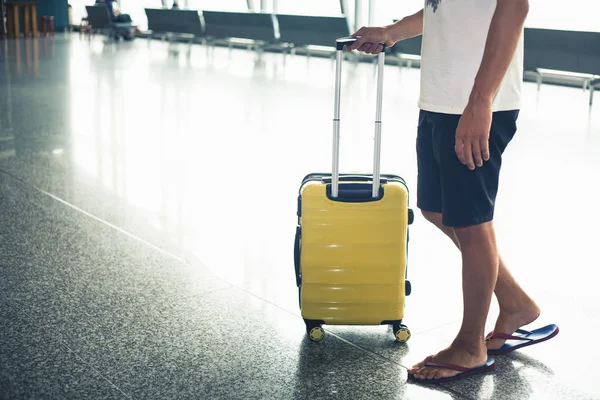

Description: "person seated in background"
94 0 136 40
95 0 131 23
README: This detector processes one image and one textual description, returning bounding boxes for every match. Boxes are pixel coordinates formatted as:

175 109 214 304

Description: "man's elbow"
499 0 529 18
518 0 530 17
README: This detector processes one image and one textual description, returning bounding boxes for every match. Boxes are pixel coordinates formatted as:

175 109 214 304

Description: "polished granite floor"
0 34 599 399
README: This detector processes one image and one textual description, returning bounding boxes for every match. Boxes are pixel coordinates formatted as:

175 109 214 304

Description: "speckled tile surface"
0 301 128 399
0 174 230 347
65 287 465 400
0 173 463 399
441 353 595 400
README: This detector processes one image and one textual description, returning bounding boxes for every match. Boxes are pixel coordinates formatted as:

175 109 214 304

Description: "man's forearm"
469 0 529 105
385 9 424 43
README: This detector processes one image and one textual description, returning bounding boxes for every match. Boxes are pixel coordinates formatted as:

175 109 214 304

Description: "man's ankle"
451 336 487 355
497 294 538 315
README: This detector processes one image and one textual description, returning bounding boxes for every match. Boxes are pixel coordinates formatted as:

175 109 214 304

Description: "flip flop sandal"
408 355 496 384
486 324 559 355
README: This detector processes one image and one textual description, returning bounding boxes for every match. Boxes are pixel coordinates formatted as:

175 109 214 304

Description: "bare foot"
408 342 489 381
486 301 541 351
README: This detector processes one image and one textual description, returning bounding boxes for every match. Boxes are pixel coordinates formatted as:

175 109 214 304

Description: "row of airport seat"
523 28 600 104
84 6 599 105
143 9 426 71
144 8 352 51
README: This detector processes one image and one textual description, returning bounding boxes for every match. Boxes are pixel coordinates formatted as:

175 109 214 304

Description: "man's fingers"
481 137 490 161
349 37 367 52
458 139 474 170
361 42 383 54
465 141 475 170
359 43 373 53
348 28 364 50
455 138 465 165
472 140 483 168
366 43 381 54
347 28 367 51
347 29 384 53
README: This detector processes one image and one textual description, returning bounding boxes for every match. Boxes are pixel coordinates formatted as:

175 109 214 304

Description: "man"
347 0 559 383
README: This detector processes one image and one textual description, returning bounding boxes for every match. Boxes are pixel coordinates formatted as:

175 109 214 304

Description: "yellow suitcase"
294 37 414 343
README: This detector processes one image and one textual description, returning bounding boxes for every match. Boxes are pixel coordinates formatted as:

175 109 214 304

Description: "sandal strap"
486 332 533 341
515 328 532 335
423 356 471 372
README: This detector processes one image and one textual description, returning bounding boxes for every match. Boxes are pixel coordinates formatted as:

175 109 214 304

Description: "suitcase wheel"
308 326 325 342
305 319 325 342
393 323 411 343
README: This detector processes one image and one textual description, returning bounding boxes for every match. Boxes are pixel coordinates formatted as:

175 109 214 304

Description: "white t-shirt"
418 0 524 115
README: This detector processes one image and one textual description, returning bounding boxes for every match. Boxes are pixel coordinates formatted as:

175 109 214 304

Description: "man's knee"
421 209 442 225
454 221 496 248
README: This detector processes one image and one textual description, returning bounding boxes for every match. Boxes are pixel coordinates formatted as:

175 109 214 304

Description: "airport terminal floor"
1 34 599 399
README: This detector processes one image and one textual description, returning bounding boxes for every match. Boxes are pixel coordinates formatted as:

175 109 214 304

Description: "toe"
411 367 421 378
408 358 428 375
425 367 438 380
408 368 419 375
434 368 450 380
414 367 427 379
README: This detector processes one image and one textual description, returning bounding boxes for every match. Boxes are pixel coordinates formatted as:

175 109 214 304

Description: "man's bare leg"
408 220 499 379
416 211 540 354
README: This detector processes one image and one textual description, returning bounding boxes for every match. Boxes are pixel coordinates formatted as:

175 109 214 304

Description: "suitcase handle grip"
335 36 387 51
322 175 388 184
326 183 384 203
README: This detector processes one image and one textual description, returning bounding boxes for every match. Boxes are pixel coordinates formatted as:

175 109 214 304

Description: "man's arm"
456 0 529 170
347 9 423 54
469 0 529 105
385 9 424 43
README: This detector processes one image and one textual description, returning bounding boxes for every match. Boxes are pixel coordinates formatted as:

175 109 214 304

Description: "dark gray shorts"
416 109 519 228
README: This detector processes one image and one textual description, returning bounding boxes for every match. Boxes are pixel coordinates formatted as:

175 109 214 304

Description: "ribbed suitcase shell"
297 174 409 326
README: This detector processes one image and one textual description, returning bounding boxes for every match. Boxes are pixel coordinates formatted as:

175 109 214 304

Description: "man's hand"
346 10 424 54
346 26 395 54
455 98 493 170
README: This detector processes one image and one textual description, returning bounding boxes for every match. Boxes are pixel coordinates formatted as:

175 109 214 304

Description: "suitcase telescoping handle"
332 36 387 199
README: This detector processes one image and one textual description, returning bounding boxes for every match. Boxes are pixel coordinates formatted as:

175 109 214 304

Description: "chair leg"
31 6 37 37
